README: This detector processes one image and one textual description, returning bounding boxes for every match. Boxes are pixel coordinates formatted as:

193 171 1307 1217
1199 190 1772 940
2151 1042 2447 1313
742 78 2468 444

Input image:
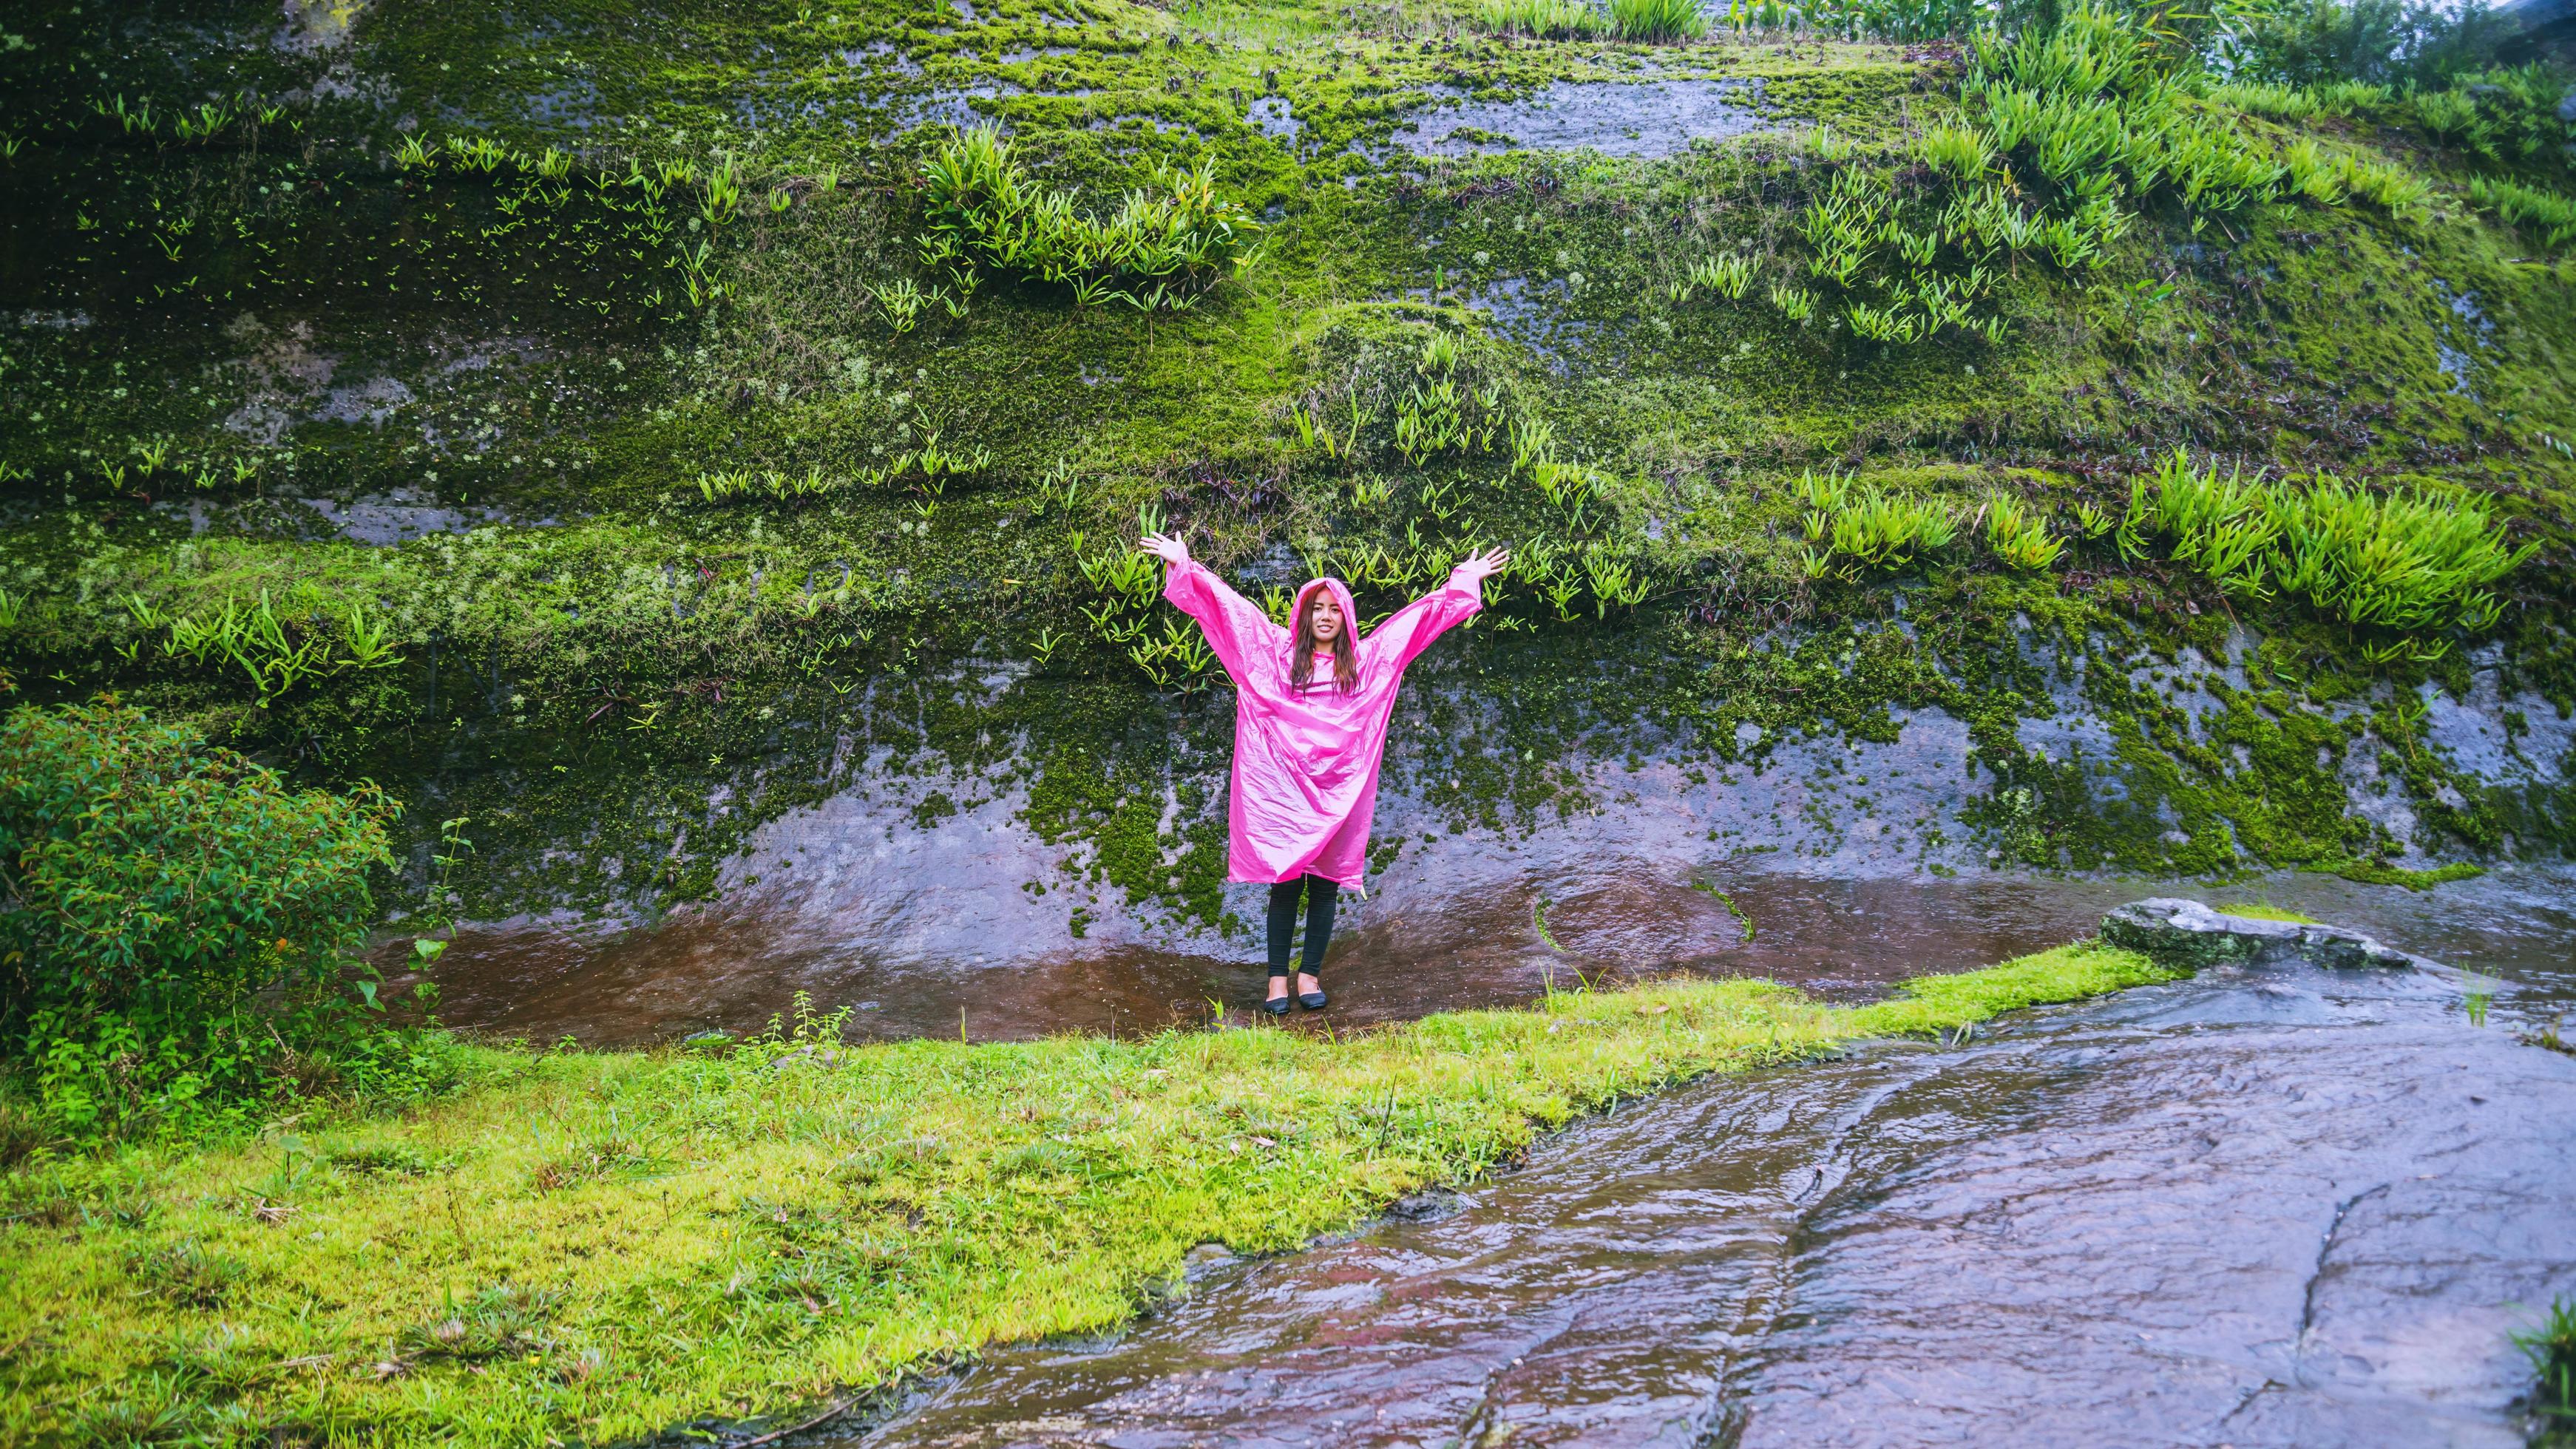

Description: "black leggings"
1267 875 1339 979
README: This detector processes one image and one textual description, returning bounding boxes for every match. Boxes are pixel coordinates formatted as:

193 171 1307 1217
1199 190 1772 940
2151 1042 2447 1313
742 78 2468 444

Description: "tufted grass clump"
2122 452 2537 640
1984 493 2065 571
1477 0 1604 36
2515 1297 2576 1433
0 943 2171 1446
1916 122 1993 183
2466 176 2576 251
2120 449 2282 600
2209 79 2316 121
2339 153 2433 214
2268 475 2537 634
1800 473 1959 574
1607 0 1706 41
918 126 1263 312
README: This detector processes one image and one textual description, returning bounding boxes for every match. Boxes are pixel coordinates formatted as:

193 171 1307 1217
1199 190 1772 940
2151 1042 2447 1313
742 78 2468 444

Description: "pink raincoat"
1163 559 1484 887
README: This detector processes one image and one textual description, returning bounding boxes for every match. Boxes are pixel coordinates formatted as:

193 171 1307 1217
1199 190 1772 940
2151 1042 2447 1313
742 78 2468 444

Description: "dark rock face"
2101 897 2442 972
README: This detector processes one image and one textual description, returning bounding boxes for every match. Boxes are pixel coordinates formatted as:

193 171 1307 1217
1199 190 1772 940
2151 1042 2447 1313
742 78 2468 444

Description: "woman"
1140 532 1511 1014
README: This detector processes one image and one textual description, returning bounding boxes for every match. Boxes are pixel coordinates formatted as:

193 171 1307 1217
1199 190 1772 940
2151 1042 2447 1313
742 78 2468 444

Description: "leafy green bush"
0 701 454 1138
917 127 1264 312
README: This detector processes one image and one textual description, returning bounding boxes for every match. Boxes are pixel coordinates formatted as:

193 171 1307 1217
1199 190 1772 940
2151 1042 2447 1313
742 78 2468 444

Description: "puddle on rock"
844 880 2576 1448
1399 79 1772 158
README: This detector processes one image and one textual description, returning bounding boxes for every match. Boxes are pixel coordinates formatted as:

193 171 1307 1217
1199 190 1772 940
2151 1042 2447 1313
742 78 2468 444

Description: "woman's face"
1304 594 1344 645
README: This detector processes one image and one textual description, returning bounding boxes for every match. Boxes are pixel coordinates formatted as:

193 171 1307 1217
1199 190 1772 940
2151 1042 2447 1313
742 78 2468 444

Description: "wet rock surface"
1397 79 1774 158
844 910 2576 1448
2102 896 2442 971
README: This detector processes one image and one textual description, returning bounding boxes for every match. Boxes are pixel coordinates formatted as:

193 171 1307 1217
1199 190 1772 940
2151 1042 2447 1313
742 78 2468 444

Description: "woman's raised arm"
1145 532 1284 685
1365 546 1511 673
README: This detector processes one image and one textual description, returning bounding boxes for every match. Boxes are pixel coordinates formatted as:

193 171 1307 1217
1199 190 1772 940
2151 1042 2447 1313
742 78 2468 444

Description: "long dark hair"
1289 590 1358 693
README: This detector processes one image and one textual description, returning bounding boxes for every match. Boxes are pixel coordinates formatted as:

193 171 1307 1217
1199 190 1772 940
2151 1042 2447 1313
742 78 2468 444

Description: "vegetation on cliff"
0 0 2571 935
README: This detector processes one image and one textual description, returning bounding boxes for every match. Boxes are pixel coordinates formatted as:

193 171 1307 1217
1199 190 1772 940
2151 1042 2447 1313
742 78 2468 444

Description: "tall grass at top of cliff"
1607 0 1706 41
1476 0 1604 37
918 126 1263 312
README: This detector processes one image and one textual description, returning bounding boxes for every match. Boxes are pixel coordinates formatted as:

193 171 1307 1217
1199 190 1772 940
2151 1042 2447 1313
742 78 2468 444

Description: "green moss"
2214 900 2321 923
2306 858 2488 890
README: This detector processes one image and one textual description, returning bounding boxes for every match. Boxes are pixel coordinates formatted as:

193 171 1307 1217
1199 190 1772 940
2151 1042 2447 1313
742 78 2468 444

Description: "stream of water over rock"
787 867 2573 1449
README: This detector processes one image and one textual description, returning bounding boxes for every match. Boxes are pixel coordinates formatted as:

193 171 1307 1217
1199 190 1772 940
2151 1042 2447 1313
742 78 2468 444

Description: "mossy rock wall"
1 0 2572 940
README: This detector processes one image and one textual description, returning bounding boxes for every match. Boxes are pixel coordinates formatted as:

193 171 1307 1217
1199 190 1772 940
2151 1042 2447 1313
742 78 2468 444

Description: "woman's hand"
1139 532 1190 567
1453 546 1511 583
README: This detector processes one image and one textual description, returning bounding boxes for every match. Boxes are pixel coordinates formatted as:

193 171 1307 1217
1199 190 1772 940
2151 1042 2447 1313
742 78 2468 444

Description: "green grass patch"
0 941 2173 1445
2308 858 2488 890
2215 901 2320 923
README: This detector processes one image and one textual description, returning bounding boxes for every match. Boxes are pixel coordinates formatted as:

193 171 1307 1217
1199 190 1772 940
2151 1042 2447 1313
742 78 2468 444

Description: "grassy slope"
0 941 2174 1444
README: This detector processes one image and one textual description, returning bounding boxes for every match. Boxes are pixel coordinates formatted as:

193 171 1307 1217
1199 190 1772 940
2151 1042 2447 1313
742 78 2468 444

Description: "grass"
0 943 2177 1445
2308 858 2488 891
1475 0 1604 37
2214 901 2319 923
1607 0 1706 41
2123 451 2538 641
2517 1296 2576 1435
1798 469 1959 574
918 127 1263 313
2467 175 2576 251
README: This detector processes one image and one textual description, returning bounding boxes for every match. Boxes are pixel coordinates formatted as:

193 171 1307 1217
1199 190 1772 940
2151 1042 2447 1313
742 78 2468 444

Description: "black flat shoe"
1262 990 1293 1016
1298 986 1328 1011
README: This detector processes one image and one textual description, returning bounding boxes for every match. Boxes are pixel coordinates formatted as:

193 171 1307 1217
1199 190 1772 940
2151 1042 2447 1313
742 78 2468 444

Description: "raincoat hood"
1289 576 1361 670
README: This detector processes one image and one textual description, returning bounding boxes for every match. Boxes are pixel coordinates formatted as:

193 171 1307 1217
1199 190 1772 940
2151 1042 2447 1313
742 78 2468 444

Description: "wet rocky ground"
832 882 2576 1448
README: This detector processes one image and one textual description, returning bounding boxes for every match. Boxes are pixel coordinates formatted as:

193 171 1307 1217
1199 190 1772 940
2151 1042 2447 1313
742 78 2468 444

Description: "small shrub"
0 702 456 1137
